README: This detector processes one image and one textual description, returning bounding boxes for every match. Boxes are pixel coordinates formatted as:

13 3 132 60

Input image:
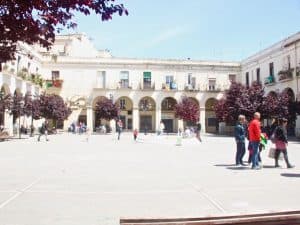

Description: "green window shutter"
143 72 151 79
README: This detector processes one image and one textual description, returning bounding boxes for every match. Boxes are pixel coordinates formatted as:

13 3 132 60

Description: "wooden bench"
120 210 300 225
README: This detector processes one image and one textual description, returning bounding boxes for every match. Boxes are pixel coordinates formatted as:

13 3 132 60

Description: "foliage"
94 98 119 121
39 94 71 121
0 93 12 116
32 98 42 120
10 92 24 119
0 0 128 63
174 97 199 123
214 82 290 123
23 93 33 117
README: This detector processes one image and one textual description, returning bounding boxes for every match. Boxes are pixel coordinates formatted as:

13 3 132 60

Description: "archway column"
200 107 206 133
4 109 13 136
178 119 184 132
155 106 161 132
133 107 139 130
86 106 93 131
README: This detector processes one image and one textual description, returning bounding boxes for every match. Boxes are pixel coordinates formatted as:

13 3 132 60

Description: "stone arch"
188 97 200 108
115 96 134 130
268 91 278 97
1 83 10 95
205 98 218 133
161 97 178 133
139 96 156 132
283 88 295 102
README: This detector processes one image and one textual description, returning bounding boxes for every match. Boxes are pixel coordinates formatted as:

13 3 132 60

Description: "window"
119 99 126 110
51 71 60 80
166 75 174 89
96 71 106 88
256 68 260 83
143 72 151 89
120 71 129 88
246 72 249 87
229 74 236 83
208 79 216 90
269 62 274 77
287 55 291 69
187 73 196 89
188 73 192 84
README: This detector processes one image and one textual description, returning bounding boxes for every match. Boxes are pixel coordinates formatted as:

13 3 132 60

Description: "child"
133 129 138 141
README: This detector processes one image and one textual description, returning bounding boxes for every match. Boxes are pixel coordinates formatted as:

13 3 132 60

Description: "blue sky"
66 0 300 61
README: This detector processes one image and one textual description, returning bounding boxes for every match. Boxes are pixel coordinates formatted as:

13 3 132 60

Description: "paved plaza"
0 133 299 225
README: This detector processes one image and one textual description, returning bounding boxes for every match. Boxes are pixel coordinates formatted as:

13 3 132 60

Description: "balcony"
278 68 294 82
46 79 63 88
184 84 198 92
117 81 132 90
140 82 155 90
162 83 177 91
206 85 221 92
264 76 275 85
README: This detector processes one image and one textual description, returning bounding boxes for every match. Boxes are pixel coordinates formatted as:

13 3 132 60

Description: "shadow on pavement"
262 165 276 169
226 166 250 170
214 164 236 167
281 173 300 178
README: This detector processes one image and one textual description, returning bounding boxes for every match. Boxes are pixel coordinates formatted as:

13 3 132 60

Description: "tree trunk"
18 116 21 139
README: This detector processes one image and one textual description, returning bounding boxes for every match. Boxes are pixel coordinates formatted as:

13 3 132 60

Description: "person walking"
159 120 165 135
196 121 202 142
117 119 123 140
234 115 246 166
248 112 261 169
133 128 138 141
38 120 49 142
274 118 294 168
269 118 278 137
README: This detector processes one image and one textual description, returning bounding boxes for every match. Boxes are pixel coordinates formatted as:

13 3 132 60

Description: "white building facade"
40 34 240 134
1 32 300 135
241 32 300 136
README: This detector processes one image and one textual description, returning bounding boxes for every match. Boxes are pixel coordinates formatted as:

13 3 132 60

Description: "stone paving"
0 132 299 225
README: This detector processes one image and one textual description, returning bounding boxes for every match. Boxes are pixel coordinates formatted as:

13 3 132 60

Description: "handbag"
268 146 283 160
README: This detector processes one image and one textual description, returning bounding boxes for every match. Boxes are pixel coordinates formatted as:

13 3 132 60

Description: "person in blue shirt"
234 115 246 166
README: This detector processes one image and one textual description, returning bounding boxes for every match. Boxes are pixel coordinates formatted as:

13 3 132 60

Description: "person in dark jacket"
274 118 294 168
234 115 246 166
38 121 49 142
269 118 278 137
196 122 202 142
